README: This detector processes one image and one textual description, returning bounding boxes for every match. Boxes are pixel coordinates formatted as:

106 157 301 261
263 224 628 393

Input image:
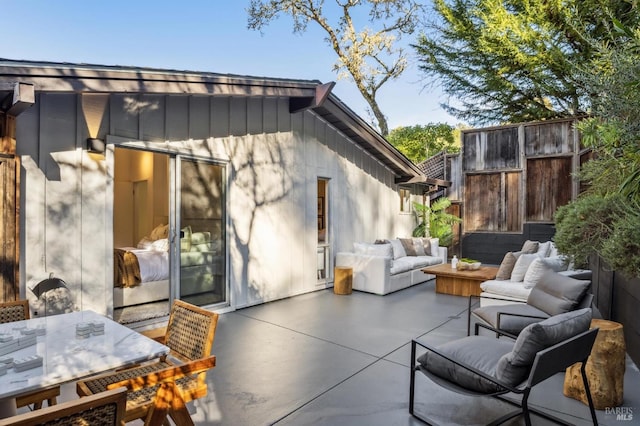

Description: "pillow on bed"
151 238 169 251
150 224 169 240
137 237 154 250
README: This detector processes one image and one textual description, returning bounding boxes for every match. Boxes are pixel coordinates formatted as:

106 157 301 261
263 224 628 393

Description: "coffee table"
422 263 499 296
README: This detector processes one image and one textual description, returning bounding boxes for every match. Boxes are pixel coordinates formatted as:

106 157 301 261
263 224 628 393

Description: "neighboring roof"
0 58 427 182
418 151 446 180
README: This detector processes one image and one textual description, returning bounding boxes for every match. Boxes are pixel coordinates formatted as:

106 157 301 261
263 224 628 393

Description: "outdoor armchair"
467 269 593 337
0 387 126 426
410 308 599 426
76 300 219 424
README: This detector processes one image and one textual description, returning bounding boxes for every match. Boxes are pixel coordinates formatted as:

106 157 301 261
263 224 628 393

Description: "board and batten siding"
16 92 412 313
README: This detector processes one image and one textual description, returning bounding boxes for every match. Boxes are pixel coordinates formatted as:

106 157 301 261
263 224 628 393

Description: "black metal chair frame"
466 293 594 337
409 325 599 426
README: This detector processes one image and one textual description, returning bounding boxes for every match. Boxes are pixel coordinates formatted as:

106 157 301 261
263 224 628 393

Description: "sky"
2 0 460 130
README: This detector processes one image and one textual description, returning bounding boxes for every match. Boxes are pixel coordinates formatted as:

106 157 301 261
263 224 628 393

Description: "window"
399 187 411 213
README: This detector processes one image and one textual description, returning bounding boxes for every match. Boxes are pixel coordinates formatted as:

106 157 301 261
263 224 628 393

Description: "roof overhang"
0 82 35 117
395 175 450 194
0 58 435 182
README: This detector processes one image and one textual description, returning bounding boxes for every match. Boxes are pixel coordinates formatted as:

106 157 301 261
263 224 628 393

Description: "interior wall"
113 148 168 247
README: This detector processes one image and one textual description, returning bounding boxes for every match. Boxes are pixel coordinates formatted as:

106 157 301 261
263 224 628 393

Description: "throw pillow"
510 253 539 282
522 258 551 288
399 238 417 256
430 238 440 256
388 239 406 259
137 236 154 250
150 223 169 240
496 252 518 280
412 238 426 256
536 241 552 257
540 256 570 272
495 308 592 386
421 238 432 256
526 270 591 316
151 238 169 252
521 240 539 254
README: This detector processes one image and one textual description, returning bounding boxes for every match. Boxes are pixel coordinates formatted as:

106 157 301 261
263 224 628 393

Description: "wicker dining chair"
76 300 219 424
0 300 61 410
0 387 126 426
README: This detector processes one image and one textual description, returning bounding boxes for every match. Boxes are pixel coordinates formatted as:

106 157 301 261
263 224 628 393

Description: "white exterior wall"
16 92 416 313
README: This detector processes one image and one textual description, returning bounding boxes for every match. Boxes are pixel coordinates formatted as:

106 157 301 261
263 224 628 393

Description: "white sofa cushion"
390 255 441 274
480 280 531 300
510 253 539 282
388 239 407 259
522 258 551 289
353 242 393 258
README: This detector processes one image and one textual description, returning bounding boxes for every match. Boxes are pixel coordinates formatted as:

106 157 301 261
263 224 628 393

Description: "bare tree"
247 0 424 136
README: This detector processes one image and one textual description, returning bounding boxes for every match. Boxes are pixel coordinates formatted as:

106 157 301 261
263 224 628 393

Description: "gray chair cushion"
418 336 514 393
527 270 591 316
473 304 550 335
496 308 592 386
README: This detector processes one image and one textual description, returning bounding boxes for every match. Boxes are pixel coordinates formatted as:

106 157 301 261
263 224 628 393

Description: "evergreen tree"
414 0 639 125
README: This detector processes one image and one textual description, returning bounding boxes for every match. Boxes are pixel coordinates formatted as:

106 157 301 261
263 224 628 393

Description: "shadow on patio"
190 281 640 425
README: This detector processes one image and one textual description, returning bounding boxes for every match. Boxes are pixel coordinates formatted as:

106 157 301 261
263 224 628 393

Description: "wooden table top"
422 263 499 281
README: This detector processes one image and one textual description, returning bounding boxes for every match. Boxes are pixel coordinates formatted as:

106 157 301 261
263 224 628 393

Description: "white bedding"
120 247 169 282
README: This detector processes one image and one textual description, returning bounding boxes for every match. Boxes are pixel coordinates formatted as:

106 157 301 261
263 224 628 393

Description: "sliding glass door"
176 158 226 307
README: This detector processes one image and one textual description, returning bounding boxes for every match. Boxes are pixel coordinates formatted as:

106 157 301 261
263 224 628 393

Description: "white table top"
0 310 169 399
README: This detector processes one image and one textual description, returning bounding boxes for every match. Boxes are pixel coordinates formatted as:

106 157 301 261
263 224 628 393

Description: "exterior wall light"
86 138 105 154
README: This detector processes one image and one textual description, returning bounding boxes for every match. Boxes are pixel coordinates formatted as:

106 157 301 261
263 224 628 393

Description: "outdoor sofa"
335 238 446 295
479 240 591 307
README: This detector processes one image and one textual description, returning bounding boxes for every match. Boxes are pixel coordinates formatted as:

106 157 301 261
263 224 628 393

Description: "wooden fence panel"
526 157 572 221
464 173 501 232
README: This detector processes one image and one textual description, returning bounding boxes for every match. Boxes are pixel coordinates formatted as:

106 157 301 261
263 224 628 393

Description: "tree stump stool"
563 319 625 409
334 267 352 295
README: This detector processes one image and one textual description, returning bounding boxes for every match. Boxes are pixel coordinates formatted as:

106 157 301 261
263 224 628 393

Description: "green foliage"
555 195 640 278
387 123 460 163
247 0 425 135
553 15 640 278
601 204 640 277
553 194 623 269
413 0 639 125
412 197 461 247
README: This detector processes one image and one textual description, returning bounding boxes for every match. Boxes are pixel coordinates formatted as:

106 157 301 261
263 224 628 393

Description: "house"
0 59 443 321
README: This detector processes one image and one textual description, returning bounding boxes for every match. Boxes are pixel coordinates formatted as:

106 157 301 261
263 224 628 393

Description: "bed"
113 225 223 309
113 247 170 308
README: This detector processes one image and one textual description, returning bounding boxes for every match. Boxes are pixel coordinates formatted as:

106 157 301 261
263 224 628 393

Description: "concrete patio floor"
189 280 640 425
51 279 640 425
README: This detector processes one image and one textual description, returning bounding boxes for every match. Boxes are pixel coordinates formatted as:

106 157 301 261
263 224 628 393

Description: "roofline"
0 58 323 98
0 58 424 179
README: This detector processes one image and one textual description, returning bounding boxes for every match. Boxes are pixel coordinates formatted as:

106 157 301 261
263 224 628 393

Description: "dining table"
0 310 169 418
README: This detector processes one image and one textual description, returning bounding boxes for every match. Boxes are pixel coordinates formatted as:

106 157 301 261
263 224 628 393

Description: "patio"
195 280 640 425
57 279 639 425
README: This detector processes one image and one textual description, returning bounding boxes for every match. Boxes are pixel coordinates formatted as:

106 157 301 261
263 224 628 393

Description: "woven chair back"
0 300 29 324
165 300 219 362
